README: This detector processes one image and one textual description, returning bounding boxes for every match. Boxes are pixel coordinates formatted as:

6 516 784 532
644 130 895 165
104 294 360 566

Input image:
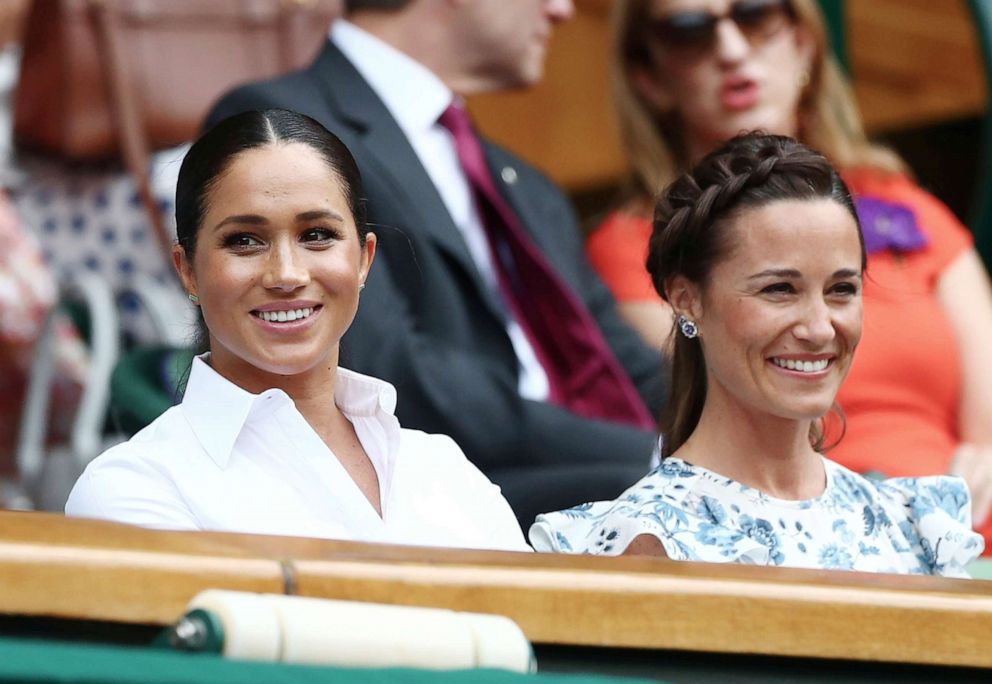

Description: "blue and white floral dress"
529 457 984 577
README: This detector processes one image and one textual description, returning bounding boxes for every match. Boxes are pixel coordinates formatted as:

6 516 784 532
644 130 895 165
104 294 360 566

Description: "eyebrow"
747 268 862 280
297 210 345 223
212 209 346 231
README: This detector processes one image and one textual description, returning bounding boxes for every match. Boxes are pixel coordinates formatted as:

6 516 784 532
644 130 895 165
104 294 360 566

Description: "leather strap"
91 0 173 263
87 0 334 267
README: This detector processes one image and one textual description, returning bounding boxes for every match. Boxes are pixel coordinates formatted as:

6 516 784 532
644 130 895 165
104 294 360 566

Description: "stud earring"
678 315 698 339
797 69 811 89
359 283 366 292
187 293 199 304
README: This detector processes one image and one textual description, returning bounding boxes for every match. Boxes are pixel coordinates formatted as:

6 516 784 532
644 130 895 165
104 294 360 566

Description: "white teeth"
257 307 314 322
772 357 829 373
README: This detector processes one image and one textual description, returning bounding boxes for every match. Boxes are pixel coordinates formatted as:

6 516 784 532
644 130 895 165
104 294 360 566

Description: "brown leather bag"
14 0 342 257
0 0 29 48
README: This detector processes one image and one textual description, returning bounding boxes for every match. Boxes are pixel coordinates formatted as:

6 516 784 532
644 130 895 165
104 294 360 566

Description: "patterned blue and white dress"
529 457 984 577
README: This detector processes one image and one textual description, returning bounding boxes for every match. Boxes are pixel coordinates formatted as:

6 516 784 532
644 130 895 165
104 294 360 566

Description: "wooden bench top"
2 511 991 669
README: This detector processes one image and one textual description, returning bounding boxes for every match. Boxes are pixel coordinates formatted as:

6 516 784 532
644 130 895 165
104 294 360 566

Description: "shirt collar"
181 355 399 469
331 19 452 135
334 366 398 417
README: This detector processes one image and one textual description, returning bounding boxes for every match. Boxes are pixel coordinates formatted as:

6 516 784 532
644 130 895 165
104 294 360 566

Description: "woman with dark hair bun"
65 109 529 552
530 133 983 575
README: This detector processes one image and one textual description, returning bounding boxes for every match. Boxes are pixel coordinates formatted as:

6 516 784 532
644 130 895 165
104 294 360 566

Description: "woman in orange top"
590 0 992 547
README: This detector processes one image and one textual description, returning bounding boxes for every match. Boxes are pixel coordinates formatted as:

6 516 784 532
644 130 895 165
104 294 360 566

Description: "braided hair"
647 132 864 457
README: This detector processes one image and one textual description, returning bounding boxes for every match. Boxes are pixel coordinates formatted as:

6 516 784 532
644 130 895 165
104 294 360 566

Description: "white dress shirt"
65 356 530 552
331 20 550 401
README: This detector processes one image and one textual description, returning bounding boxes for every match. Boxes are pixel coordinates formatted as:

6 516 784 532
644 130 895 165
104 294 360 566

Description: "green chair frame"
966 0 992 269
110 345 194 437
817 0 849 74
15 272 121 510
819 0 992 269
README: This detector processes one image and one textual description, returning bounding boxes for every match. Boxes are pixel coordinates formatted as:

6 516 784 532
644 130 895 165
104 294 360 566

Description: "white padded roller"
185 590 533 672
463 611 533 672
189 590 281 662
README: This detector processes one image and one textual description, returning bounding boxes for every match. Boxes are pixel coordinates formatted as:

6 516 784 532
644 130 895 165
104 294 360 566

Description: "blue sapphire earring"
678 315 698 339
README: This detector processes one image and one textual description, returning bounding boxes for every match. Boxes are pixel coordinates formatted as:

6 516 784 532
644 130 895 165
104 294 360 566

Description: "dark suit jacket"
206 41 668 523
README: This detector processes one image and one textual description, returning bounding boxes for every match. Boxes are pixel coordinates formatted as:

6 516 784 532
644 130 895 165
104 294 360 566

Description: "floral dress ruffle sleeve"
873 475 984 578
529 458 984 577
529 458 773 564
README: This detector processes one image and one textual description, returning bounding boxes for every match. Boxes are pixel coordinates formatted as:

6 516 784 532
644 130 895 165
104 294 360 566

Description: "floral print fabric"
529 457 984 578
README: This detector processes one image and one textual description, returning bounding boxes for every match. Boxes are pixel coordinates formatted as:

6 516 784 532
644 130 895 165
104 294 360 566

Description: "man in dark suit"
206 0 667 528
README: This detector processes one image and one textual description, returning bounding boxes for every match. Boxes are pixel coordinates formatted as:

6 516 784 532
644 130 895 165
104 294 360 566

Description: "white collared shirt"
331 20 550 401
65 357 530 552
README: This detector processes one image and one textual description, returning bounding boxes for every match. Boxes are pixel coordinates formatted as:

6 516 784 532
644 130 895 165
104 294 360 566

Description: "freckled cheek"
314 264 362 294
196 253 259 290
194 258 262 324
714 299 777 346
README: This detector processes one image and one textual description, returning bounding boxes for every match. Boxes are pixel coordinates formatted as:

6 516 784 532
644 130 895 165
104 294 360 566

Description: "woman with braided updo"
530 133 983 576
591 0 992 553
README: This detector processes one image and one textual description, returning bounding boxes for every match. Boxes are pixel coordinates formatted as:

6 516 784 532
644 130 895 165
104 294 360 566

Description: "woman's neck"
207 350 381 515
277 365 344 437
207 352 345 435
675 389 826 501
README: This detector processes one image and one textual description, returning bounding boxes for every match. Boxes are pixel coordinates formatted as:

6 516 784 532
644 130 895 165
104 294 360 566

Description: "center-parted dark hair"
647 132 864 458
175 109 368 353
176 108 368 260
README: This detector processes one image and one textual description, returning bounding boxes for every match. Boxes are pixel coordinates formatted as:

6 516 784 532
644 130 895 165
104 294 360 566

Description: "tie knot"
438 102 473 139
439 101 489 184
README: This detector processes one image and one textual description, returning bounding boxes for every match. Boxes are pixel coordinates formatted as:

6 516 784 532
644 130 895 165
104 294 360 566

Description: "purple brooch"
854 196 929 255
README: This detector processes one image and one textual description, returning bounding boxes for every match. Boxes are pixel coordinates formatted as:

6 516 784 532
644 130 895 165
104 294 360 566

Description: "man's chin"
509 60 545 89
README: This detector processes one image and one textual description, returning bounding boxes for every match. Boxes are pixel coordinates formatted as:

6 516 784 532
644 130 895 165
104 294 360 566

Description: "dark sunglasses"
650 0 796 58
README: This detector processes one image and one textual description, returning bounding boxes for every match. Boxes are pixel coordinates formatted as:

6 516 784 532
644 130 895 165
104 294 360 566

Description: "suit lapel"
308 45 505 317
482 142 570 278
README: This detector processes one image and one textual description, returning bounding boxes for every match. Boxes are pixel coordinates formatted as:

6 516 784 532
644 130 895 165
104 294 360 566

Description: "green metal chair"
816 0 849 74
15 271 121 511
108 276 197 436
966 0 992 269
109 344 194 437
817 1 992 269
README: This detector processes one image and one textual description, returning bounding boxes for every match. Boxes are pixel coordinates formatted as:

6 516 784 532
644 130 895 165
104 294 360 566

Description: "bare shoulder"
623 533 668 558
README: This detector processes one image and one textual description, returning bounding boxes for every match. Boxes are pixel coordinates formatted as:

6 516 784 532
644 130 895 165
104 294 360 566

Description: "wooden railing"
2 511 992 669
849 0 985 134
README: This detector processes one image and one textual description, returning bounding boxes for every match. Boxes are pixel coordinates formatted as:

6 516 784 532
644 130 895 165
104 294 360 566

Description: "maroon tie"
439 103 654 429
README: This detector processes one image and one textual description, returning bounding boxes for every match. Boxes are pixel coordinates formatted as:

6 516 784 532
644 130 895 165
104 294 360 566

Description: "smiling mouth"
770 357 831 373
252 306 320 323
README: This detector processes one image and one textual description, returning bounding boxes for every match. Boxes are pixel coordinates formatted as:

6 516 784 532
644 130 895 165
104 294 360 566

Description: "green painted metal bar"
817 0 849 74
966 0 992 269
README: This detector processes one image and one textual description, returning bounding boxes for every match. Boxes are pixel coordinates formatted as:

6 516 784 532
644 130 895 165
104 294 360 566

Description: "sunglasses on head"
650 0 796 59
